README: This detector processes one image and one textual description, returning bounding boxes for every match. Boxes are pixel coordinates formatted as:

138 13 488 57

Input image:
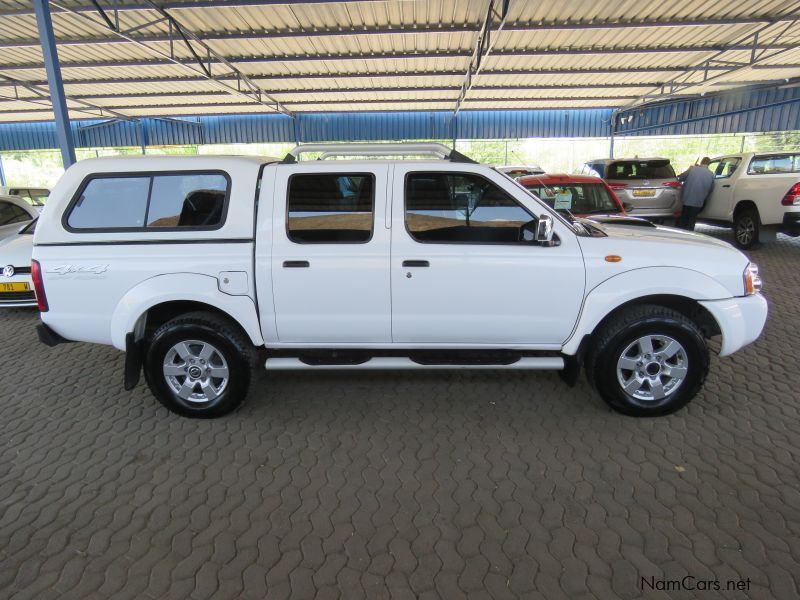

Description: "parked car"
33 144 767 419
497 165 545 179
517 173 627 217
0 218 36 307
579 158 682 223
516 173 665 229
697 152 800 249
0 195 38 242
0 186 49 208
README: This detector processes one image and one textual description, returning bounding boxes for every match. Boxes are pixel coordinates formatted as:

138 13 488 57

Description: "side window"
287 173 374 243
66 172 230 231
147 174 227 228
716 158 740 178
405 172 534 244
748 154 800 174
0 202 30 226
67 177 150 229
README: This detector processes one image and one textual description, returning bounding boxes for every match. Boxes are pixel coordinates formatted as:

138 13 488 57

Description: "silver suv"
580 158 682 223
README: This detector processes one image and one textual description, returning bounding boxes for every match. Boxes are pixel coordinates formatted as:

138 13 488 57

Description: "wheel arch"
110 273 263 351
734 199 760 221
562 267 731 356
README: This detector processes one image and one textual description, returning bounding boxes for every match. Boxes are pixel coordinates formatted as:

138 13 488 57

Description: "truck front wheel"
586 305 709 416
143 311 256 418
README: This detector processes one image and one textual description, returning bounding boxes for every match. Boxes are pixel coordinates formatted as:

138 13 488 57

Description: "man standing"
677 157 715 230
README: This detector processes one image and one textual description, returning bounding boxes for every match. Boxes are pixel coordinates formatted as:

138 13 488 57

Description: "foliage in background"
3 132 800 187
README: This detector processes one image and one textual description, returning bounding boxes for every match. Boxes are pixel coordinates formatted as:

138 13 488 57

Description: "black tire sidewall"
593 317 707 417
144 321 250 418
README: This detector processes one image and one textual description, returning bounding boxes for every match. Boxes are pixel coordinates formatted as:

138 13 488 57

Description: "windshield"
607 160 675 180
27 194 48 207
20 218 37 234
521 182 621 215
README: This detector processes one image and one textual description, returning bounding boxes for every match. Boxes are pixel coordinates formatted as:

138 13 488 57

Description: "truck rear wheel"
144 311 256 418
586 305 709 417
733 207 760 249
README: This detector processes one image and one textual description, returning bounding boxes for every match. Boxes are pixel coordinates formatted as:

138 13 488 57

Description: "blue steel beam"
32 0 75 168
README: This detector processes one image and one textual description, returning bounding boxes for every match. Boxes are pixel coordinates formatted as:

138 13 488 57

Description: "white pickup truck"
32 143 768 418
699 151 800 248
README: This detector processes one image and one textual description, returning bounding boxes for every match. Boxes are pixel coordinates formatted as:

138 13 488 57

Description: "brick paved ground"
1 228 799 599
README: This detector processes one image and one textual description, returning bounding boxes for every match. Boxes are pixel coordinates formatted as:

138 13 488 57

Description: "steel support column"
0 155 6 186
33 0 75 168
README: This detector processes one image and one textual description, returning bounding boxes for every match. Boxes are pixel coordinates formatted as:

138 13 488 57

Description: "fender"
562 267 735 355
109 273 264 351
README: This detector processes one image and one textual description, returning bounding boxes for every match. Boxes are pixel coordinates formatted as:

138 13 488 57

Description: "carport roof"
1 0 800 122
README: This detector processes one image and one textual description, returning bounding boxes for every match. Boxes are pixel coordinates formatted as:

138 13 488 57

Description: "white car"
0 195 38 243
32 144 767 419
699 151 800 248
0 219 36 307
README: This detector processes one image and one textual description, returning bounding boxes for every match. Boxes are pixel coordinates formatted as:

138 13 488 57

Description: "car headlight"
744 262 762 295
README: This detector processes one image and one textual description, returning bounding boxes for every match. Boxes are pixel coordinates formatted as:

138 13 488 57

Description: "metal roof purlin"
455 0 511 115
623 1 800 109
50 0 294 118
7 16 800 48
0 72 135 121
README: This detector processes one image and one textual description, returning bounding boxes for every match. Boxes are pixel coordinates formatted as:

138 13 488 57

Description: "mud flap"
124 332 144 391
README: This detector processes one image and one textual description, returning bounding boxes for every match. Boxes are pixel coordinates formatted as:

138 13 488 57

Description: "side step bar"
265 356 564 371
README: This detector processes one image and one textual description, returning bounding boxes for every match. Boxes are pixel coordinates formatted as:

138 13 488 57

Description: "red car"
517 173 629 219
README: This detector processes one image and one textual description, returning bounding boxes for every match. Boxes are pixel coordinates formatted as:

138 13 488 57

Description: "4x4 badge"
51 264 109 275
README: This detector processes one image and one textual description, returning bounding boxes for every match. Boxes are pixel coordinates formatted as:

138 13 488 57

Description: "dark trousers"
677 205 703 230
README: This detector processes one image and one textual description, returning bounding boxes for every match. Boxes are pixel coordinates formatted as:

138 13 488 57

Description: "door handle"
283 260 310 268
722 184 731 188
402 260 430 267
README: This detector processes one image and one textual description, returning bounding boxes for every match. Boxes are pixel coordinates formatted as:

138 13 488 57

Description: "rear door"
270 163 391 344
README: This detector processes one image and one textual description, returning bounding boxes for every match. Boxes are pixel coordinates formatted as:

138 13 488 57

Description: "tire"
143 311 256 418
586 304 709 417
733 207 760 249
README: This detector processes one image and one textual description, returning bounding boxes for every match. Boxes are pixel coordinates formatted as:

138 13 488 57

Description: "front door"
390 167 585 346
701 156 741 220
271 164 391 344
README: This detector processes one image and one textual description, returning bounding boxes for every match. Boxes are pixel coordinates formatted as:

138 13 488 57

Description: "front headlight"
744 262 762 295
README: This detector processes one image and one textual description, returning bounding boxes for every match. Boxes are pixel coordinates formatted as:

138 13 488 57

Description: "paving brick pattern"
1 228 799 599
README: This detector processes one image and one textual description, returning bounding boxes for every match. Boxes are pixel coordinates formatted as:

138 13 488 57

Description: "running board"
264 356 564 371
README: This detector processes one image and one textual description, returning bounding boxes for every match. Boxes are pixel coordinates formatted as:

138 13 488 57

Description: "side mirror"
521 215 555 244
18 223 29 233
535 214 555 243
622 202 634 212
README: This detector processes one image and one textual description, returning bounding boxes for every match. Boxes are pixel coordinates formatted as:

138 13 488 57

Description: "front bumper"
699 294 768 357
0 275 36 307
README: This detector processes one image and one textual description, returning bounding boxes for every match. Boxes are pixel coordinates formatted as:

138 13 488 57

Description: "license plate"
632 189 656 197
0 282 30 292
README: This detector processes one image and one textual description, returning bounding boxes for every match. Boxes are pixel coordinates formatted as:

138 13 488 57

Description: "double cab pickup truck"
699 151 800 249
32 143 768 418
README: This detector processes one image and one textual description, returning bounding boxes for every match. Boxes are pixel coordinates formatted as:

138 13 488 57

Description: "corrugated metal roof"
1 0 800 122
